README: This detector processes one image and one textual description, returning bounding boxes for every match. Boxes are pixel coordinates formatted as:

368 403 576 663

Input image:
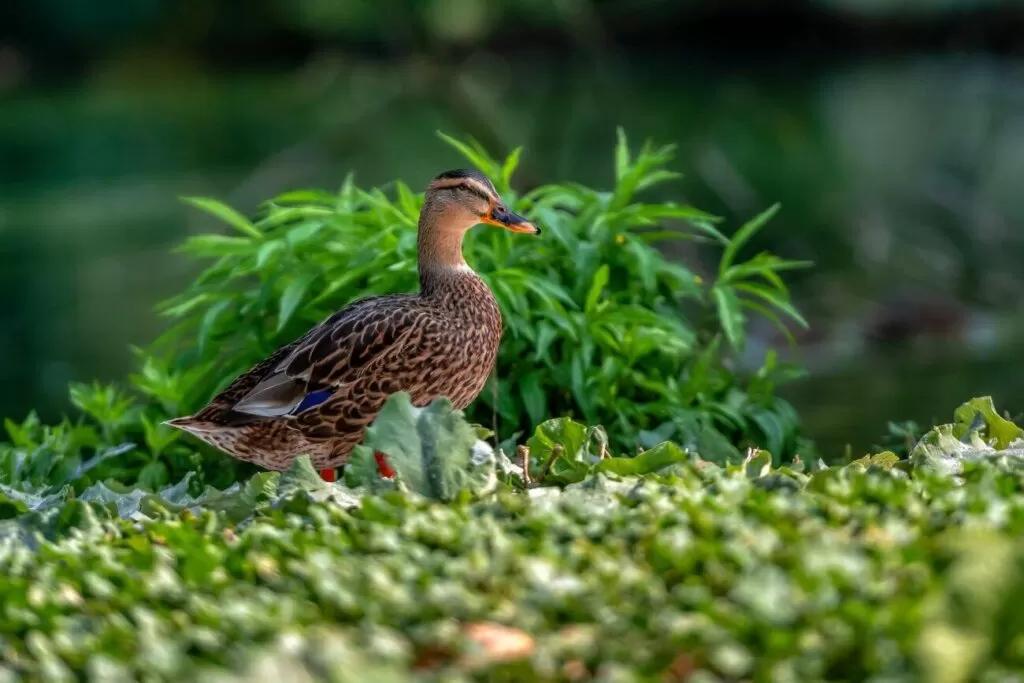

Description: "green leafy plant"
0 129 812 492
153 129 812 469
1 396 1024 679
871 419 924 459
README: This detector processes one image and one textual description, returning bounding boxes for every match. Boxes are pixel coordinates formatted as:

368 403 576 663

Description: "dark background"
3 0 1024 455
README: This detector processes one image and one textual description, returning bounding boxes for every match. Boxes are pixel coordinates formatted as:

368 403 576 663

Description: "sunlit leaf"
181 196 262 239
177 234 254 257
584 264 610 314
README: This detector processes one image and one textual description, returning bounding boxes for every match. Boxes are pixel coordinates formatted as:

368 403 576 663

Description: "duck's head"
423 168 540 236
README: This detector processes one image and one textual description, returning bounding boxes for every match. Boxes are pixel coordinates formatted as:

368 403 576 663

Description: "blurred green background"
2 0 1023 456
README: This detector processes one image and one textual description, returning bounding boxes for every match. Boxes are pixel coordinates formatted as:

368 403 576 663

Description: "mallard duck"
166 169 539 480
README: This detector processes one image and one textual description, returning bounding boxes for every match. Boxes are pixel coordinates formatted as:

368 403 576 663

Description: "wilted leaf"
460 622 535 670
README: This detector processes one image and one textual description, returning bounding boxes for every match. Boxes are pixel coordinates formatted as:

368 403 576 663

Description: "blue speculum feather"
292 389 332 414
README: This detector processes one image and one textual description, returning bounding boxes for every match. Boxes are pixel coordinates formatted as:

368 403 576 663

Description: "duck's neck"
417 207 475 295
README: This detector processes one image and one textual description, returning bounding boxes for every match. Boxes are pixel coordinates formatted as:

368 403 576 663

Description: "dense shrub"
2 129 811 492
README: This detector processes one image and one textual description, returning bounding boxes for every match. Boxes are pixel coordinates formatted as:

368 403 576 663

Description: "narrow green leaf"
255 241 284 269
734 282 809 329
624 240 657 292
500 146 523 191
436 131 498 177
277 271 318 332
176 234 254 257
720 203 781 275
198 298 234 354
614 127 631 181
181 197 262 239
585 264 610 314
635 169 683 192
157 292 211 319
394 181 421 220
520 373 547 427
271 189 337 205
712 286 745 350
724 256 813 286
740 299 798 346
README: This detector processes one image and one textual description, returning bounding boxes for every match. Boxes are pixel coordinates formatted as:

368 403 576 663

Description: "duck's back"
176 271 503 469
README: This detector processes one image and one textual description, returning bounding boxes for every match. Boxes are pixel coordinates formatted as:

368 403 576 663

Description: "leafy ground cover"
3 132 1022 681
2 395 1024 681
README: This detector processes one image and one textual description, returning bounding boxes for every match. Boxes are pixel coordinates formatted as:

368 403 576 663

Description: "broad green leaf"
744 449 774 478
952 396 1024 449
596 441 688 476
748 407 787 458
278 455 328 495
525 417 594 484
358 392 487 501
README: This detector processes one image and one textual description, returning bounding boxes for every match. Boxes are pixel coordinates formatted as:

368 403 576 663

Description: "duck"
165 168 540 481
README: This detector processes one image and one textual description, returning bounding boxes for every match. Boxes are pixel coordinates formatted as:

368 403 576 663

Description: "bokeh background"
3 0 1023 456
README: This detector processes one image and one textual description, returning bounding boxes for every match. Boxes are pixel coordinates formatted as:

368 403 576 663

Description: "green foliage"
343 392 498 500
910 396 1024 477
0 372 251 493
0 128 810 492
1 397 1024 679
153 128 811 471
872 419 925 459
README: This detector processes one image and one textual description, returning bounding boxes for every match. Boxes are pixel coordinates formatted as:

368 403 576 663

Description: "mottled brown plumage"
165 169 540 473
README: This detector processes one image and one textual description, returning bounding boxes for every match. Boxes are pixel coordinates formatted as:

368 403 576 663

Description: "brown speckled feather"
166 168 539 471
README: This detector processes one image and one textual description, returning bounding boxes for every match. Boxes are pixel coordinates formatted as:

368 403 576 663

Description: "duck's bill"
482 206 541 235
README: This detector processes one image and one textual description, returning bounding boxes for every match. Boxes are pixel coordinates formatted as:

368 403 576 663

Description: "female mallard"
166 169 539 480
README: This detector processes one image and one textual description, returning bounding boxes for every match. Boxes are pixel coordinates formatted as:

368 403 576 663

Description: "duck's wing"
195 294 428 425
